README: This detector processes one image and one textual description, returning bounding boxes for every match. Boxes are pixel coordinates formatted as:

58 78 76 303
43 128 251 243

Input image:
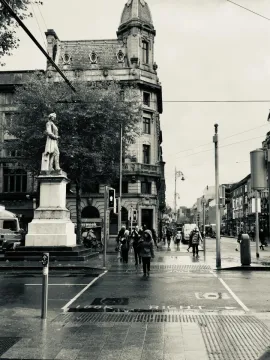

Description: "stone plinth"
25 170 76 247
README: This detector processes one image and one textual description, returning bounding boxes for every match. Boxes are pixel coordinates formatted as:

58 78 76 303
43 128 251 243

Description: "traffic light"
133 210 138 222
225 187 231 205
108 188 115 209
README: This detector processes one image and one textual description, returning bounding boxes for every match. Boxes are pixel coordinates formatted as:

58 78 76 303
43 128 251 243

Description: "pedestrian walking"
175 230 181 251
166 228 172 250
138 229 155 277
187 229 194 252
235 230 243 251
150 228 158 249
117 226 126 261
131 225 141 270
191 228 200 257
259 229 267 250
120 229 130 263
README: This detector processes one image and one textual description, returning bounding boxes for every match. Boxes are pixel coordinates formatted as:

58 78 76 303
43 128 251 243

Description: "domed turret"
118 0 155 35
120 0 153 26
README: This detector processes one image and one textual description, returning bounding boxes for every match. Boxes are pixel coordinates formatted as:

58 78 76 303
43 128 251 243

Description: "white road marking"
210 271 249 312
61 270 108 312
24 284 89 286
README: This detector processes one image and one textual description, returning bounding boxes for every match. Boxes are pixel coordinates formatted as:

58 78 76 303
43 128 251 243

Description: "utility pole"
202 196 206 257
255 190 260 258
213 124 221 268
118 125 123 232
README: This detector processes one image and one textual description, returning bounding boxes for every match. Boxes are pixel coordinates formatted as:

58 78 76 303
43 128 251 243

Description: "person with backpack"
166 228 172 250
137 230 155 277
175 230 182 251
191 228 200 257
131 225 141 269
120 229 130 263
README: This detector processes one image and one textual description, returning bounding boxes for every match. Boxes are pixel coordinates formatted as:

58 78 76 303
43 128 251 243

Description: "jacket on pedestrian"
120 230 130 251
191 231 200 245
138 230 155 258
131 229 140 248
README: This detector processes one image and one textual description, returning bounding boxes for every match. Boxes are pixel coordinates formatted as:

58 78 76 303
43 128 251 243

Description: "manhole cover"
0 337 21 356
91 298 129 306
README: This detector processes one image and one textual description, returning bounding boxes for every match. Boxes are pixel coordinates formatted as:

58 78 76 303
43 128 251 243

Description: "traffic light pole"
118 125 123 232
214 124 221 268
103 186 108 268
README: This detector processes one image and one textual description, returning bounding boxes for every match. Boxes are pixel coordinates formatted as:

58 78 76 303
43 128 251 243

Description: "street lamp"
174 168 185 221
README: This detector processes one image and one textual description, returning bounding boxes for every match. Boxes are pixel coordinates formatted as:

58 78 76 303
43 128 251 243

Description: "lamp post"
174 168 185 222
213 124 221 268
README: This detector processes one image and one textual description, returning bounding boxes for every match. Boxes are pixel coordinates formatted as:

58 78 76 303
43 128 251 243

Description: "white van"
0 206 22 251
182 224 197 244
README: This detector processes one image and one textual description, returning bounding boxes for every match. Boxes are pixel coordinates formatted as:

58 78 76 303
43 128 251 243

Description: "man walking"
131 225 141 270
191 228 200 257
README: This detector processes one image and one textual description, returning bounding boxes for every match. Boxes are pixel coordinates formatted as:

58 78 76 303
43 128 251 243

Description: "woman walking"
138 230 155 277
131 225 141 270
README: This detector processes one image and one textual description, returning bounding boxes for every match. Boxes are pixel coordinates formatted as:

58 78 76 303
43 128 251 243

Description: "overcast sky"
2 0 270 208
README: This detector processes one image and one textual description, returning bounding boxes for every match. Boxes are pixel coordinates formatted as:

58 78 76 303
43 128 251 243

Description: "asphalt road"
0 237 270 315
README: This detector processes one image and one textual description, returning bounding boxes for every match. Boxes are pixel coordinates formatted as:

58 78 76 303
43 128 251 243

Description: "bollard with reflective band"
240 234 251 266
41 253 49 319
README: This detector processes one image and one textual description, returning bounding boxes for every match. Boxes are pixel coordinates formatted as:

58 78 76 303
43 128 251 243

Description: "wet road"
1 237 270 315
1 262 270 315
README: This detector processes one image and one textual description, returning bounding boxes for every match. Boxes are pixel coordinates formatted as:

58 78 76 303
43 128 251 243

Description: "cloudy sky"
2 0 270 208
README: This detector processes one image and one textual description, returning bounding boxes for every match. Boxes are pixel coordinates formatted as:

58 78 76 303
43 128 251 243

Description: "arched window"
81 206 100 219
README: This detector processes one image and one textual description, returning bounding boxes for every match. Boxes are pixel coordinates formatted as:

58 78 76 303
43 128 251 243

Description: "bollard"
41 253 49 319
240 234 251 266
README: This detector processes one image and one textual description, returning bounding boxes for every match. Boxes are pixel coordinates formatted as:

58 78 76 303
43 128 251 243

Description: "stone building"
0 0 166 241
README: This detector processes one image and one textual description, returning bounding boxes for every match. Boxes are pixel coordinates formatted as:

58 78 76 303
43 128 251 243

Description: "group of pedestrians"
116 225 156 277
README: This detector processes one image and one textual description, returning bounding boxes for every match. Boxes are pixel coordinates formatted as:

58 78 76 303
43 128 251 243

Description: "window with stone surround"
141 180 151 194
142 40 149 64
143 92 150 106
3 166 27 193
143 144 150 164
143 117 151 134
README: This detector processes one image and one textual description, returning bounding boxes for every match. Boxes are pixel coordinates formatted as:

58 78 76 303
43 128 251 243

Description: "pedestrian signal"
108 188 115 209
133 210 138 222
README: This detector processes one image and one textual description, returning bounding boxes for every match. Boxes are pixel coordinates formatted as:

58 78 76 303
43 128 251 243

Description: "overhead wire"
30 1 47 49
227 0 270 22
168 123 268 156
36 1 48 32
176 135 265 160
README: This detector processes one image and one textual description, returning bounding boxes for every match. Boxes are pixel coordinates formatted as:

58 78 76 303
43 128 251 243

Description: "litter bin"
240 234 251 266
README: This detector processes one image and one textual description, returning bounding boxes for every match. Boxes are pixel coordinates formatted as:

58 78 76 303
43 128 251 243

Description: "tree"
4 74 141 243
0 0 42 66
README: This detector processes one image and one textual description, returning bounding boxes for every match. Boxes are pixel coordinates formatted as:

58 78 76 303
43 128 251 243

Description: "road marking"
195 292 230 300
24 284 89 286
210 271 249 312
61 270 108 312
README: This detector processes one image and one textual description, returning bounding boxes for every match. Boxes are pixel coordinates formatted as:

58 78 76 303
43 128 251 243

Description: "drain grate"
0 337 21 357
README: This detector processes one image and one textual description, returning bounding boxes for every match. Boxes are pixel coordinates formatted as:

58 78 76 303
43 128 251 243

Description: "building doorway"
109 207 129 235
141 209 153 230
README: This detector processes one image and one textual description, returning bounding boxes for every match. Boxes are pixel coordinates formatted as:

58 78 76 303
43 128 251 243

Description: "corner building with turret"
0 0 165 244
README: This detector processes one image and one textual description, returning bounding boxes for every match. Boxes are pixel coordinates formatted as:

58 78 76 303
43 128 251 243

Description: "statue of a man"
41 113 61 171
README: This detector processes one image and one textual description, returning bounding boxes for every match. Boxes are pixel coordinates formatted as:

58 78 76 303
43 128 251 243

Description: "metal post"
103 186 108 268
174 167 177 221
130 206 133 233
118 125 123 232
214 124 221 268
255 190 260 258
203 200 206 257
41 253 49 319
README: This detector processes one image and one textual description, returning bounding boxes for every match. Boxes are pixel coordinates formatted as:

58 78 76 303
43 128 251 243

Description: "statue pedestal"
25 170 76 247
